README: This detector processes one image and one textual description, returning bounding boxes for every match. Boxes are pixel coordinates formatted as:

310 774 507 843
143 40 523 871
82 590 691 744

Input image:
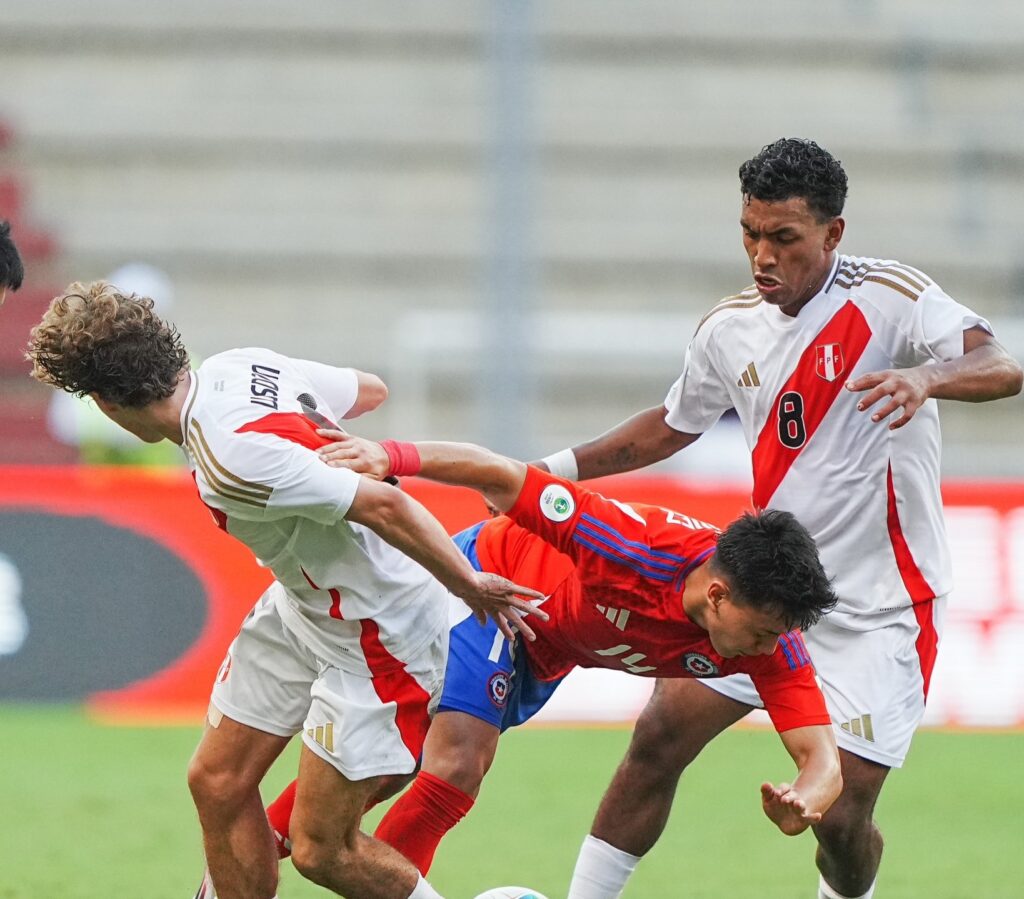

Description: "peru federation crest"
815 343 845 382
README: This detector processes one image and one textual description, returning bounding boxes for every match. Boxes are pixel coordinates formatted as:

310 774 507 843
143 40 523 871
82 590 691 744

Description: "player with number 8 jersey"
549 138 1023 899
665 253 988 628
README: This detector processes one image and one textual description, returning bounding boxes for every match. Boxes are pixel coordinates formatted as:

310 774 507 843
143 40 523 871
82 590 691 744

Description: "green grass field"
3 705 1021 898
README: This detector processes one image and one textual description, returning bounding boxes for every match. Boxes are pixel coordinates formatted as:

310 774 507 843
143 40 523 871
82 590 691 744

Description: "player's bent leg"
591 679 751 855
374 711 499 873
187 711 291 899
568 680 751 899
265 770 413 861
812 749 889 899
289 744 441 898
421 709 501 796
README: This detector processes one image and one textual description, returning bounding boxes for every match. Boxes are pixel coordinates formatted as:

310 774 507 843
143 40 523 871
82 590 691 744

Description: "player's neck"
680 564 713 629
781 252 837 317
150 371 192 444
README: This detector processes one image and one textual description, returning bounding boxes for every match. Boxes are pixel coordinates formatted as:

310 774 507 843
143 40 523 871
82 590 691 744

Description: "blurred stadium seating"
0 0 1022 467
0 133 72 463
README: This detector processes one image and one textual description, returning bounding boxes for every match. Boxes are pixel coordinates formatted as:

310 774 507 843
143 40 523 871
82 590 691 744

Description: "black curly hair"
710 509 838 631
0 220 24 291
739 138 848 223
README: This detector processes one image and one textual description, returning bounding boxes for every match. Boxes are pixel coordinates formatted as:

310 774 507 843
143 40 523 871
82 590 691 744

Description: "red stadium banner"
0 467 1021 727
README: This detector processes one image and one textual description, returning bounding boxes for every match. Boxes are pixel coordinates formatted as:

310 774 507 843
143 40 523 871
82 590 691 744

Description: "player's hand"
316 430 391 479
458 572 549 643
845 366 933 430
760 781 822 836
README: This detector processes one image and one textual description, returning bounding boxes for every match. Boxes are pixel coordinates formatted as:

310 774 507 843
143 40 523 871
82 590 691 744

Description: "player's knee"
624 716 698 777
427 750 489 796
186 754 250 812
290 836 329 885
814 798 878 853
290 830 357 888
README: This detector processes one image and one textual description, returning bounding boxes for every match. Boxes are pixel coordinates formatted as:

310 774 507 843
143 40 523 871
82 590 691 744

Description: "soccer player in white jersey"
26 281 545 899
539 139 1023 899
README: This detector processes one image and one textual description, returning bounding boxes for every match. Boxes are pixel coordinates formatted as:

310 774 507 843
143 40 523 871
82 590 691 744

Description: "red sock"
373 771 475 875
266 780 297 858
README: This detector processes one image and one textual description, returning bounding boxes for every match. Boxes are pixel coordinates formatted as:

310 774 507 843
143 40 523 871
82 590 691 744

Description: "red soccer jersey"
474 466 829 733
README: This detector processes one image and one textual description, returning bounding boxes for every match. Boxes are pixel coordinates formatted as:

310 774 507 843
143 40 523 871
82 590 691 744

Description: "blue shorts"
440 523 564 731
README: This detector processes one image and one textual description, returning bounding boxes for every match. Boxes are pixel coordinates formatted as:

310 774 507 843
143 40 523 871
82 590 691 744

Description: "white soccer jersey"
179 347 448 673
665 255 991 625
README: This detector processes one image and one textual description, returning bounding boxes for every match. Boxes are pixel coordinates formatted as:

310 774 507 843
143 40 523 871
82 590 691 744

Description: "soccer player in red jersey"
260 433 842 879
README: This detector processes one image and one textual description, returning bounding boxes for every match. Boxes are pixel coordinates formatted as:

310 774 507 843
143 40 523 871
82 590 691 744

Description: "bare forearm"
415 442 526 512
570 406 698 480
790 751 842 817
348 485 476 596
783 726 842 817
926 343 1023 403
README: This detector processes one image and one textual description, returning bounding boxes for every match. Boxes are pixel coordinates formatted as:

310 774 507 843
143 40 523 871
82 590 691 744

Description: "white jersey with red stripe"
179 347 448 674
664 254 990 627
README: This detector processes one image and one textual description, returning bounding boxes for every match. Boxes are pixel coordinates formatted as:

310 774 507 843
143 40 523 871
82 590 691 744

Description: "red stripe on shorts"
359 619 431 760
751 301 872 509
886 462 939 697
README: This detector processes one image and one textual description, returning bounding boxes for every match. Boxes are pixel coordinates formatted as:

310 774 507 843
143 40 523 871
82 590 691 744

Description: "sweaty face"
740 196 843 316
706 595 790 659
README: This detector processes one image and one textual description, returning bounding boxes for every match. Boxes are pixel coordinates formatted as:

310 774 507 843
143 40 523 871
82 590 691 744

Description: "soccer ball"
472 889 550 899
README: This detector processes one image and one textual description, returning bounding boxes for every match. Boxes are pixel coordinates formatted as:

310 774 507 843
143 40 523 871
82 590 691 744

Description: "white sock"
408 874 444 899
818 874 876 899
567 834 641 899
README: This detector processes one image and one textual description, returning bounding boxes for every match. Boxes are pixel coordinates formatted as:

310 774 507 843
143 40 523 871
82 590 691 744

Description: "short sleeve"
747 631 831 732
261 448 362 525
503 468 671 589
202 434 362 526
751 664 832 732
291 358 360 421
663 328 734 434
908 284 992 364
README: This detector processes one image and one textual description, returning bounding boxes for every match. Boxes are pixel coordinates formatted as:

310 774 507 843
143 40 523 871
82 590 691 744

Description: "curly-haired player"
27 281 545 899
536 138 1022 899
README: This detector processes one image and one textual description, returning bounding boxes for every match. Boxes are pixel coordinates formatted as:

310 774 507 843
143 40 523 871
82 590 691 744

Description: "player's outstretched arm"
846 327 1023 430
761 724 842 836
538 405 699 481
344 476 546 641
316 431 528 513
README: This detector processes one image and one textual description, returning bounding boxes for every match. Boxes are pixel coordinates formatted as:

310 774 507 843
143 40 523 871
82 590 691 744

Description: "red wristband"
379 439 422 477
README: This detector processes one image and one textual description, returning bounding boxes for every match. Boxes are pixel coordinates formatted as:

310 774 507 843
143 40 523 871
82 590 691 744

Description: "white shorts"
702 596 946 768
210 589 447 780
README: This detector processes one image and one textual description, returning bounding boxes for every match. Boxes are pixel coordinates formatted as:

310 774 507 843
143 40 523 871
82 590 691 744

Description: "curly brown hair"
27 281 189 407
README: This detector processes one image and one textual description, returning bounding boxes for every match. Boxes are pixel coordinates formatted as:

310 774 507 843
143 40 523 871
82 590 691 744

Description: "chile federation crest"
683 652 720 678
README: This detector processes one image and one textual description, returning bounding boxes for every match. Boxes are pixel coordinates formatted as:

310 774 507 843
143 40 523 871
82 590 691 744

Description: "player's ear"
92 394 122 416
824 216 845 251
708 580 729 612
